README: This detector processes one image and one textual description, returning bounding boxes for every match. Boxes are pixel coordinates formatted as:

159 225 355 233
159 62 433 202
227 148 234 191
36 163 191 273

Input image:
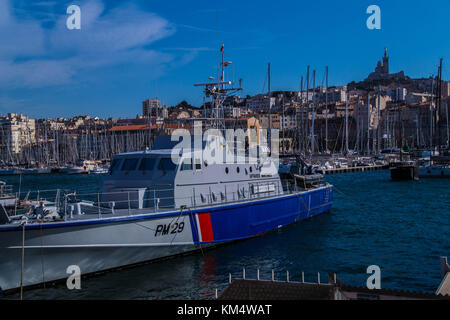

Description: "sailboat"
419 58 450 178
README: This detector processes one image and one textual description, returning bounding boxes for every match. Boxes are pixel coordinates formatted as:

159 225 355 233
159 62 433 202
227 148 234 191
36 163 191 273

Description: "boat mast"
268 62 271 150
311 69 316 155
194 44 240 133
345 91 349 154
377 88 381 154
367 92 371 155
430 76 434 153
325 66 329 153
305 66 310 153
299 76 304 154
437 58 443 155
356 99 360 153
400 105 403 161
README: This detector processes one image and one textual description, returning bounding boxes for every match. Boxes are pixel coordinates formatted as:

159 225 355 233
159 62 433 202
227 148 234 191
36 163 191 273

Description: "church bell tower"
382 47 389 74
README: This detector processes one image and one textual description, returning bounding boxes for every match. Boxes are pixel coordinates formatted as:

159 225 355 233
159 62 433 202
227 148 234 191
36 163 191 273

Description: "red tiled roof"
110 124 153 132
110 123 190 131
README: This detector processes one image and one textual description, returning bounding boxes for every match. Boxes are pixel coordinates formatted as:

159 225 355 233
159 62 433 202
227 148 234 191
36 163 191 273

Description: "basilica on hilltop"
366 48 407 81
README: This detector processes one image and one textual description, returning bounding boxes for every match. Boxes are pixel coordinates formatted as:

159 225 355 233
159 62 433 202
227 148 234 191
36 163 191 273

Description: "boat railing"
0 184 13 196
7 180 329 224
7 180 305 222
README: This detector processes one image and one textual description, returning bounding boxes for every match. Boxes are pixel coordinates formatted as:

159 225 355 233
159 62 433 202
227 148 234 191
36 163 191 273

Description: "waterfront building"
396 88 407 101
315 86 347 104
259 113 281 129
406 93 432 105
245 94 276 112
296 90 314 103
281 109 298 129
0 113 36 156
442 81 450 97
142 98 168 119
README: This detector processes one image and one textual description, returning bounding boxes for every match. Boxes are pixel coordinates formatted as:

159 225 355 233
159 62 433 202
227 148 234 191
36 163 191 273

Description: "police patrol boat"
0 134 333 293
0 48 333 293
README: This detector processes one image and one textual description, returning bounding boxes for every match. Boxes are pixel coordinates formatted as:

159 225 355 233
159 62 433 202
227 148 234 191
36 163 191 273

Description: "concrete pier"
325 164 389 175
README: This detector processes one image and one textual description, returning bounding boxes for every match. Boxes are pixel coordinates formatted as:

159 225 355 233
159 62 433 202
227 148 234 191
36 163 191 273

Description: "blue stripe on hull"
0 186 333 242
201 185 333 243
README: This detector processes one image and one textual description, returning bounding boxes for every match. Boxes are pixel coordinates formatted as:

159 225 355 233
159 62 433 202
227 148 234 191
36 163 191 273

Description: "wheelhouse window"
139 157 157 171
109 159 122 174
180 158 193 171
158 158 177 173
121 158 139 171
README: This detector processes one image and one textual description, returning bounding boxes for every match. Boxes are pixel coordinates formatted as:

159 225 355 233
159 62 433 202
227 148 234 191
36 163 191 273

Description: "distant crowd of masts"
289 63 449 156
1 108 448 168
0 125 153 167
1 61 449 167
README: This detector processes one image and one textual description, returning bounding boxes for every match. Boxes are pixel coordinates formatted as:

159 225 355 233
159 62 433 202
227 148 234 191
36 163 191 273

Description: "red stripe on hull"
198 212 214 242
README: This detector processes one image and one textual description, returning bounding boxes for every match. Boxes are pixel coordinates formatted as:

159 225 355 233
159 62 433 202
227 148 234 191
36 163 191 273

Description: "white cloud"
0 1 46 58
0 0 179 88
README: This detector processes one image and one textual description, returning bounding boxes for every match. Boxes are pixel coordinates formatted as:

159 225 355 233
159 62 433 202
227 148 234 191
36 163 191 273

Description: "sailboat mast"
367 93 371 155
311 69 316 155
299 76 303 153
430 76 434 152
437 58 443 155
377 89 381 154
268 62 271 150
305 66 310 153
345 91 349 154
325 66 328 153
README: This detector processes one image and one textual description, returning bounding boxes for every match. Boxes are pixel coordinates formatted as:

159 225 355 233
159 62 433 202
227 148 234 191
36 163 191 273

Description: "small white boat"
89 166 108 174
0 181 16 208
419 156 450 178
60 166 87 175
61 160 97 174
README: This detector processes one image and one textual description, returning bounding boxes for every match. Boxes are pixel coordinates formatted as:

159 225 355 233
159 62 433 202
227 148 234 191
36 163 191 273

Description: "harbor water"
2 170 449 299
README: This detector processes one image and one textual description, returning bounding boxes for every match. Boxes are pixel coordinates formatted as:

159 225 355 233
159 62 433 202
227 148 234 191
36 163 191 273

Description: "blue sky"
0 0 449 118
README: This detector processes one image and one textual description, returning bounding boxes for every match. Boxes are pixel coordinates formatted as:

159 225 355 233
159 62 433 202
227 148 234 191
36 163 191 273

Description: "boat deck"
3 183 332 226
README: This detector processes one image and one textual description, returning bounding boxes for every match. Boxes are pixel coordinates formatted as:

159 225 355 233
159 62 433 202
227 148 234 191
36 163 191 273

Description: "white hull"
0 213 205 292
0 197 16 207
60 167 88 175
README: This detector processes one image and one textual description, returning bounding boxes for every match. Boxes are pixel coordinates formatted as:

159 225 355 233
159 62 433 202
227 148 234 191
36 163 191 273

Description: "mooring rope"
20 222 25 300
169 207 186 246
188 208 205 256
40 223 46 289
332 184 370 208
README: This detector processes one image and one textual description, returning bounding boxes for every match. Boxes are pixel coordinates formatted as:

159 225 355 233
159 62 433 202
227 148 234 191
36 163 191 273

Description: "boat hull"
390 165 418 181
0 197 16 208
0 185 333 293
418 166 450 178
